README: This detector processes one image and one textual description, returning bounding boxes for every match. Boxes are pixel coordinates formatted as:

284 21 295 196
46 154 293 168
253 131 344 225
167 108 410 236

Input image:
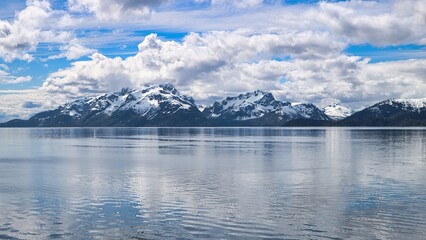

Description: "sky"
0 0 425 122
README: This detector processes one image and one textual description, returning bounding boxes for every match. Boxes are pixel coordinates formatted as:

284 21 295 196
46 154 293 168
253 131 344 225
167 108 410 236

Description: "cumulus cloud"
40 31 343 96
0 0 66 61
314 0 426 46
0 0 94 62
140 0 426 46
2 0 420 63
0 0 425 121
0 27 425 120
38 31 426 110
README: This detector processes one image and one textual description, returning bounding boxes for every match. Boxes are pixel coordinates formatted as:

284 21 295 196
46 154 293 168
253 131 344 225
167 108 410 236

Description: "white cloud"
357 59 426 100
1 31 424 120
211 0 264 8
0 89 60 121
0 69 32 84
67 0 169 21
0 0 425 121
3 0 423 63
37 31 426 110
0 0 74 62
133 0 426 46
40 31 343 96
45 39 96 61
193 0 272 8
316 0 426 46
0 63 9 71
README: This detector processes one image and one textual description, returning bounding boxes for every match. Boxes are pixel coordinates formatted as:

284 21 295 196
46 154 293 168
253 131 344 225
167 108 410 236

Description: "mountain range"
201 90 330 126
339 98 426 126
0 84 208 127
1 83 426 127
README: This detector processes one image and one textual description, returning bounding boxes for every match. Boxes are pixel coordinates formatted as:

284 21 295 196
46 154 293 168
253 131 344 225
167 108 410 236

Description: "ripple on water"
0 128 426 239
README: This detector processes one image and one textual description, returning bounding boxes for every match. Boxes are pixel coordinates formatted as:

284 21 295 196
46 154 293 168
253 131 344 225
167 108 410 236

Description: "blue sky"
0 0 425 121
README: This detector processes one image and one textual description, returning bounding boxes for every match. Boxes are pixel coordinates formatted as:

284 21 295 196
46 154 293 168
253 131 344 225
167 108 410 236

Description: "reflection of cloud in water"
0 128 425 239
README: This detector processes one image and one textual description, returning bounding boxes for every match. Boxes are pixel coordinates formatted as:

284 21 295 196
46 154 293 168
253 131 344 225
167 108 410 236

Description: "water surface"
0 127 425 239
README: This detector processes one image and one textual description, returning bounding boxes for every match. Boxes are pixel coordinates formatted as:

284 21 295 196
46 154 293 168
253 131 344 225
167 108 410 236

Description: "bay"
0 127 425 239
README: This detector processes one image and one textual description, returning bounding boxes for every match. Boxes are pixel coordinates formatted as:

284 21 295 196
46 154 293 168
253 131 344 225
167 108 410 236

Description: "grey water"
0 128 425 239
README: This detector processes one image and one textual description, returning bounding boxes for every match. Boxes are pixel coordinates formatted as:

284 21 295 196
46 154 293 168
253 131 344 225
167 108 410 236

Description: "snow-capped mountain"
60 83 196 120
323 103 354 120
1 83 209 127
371 98 426 113
340 98 426 126
202 90 297 121
4 84 426 127
202 91 330 125
291 103 331 121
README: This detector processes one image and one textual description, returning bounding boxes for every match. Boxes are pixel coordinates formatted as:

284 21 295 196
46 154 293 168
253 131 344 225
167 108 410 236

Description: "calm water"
0 128 425 239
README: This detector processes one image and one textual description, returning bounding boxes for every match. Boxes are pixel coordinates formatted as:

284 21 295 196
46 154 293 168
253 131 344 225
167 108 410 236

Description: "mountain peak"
4 85 426 127
204 90 280 121
323 103 353 120
119 87 135 95
340 97 426 126
291 102 330 121
203 91 329 123
146 82 177 91
11 83 208 127
379 98 426 112
226 90 274 102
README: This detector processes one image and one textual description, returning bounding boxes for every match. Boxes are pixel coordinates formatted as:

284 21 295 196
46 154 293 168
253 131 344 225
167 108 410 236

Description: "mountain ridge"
0 83 209 127
339 98 426 126
1 84 426 127
323 103 353 120
202 90 330 126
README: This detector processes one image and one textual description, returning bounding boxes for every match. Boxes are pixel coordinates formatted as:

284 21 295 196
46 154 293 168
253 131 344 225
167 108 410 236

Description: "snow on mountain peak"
323 103 353 120
381 98 426 112
224 90 275 106
292 102 330 121
60 83 196 120
203 90 284 120
203 91 329 122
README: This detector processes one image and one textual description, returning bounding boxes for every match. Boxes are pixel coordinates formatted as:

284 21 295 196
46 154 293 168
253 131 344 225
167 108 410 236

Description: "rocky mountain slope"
202 91 330 126
339 98 426 126
0 83 209 127
3 84 426 127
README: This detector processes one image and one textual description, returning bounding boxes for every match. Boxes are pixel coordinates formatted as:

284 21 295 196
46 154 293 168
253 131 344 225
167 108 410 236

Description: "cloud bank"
40 32 426 108
0 0 425 121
